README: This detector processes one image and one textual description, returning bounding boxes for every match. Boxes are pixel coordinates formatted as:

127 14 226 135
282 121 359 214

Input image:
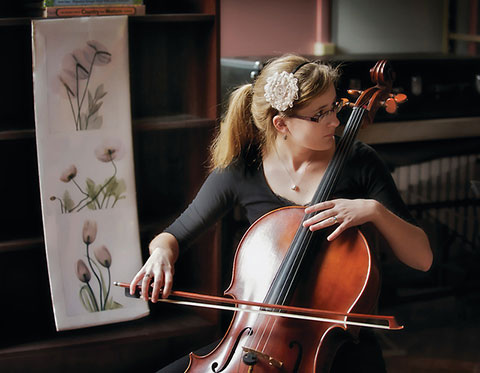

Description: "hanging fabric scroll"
32 15 148 330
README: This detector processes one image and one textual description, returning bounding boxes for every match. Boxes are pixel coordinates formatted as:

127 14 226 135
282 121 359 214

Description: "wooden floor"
379 294 480 373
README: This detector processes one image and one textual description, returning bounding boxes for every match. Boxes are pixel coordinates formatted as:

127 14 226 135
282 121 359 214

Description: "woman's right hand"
129 232 179 303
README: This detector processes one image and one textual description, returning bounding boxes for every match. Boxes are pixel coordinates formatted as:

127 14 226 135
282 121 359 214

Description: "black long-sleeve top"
165 139 415 251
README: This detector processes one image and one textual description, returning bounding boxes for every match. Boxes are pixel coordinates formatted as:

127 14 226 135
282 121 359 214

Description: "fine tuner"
342 90 408 114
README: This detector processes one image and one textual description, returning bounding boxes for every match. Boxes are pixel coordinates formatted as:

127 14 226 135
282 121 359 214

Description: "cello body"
187 206 380 372
185 59 399 372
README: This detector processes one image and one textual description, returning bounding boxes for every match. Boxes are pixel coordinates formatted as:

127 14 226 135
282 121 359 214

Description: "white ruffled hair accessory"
264 71 299 112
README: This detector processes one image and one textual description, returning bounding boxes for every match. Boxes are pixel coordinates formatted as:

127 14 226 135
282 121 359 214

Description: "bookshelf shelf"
0 116 215 141
0 18 32 26
0 311 217 372
0 129 35 140
134 115 215 130
0 213 181 255
0 236 43 254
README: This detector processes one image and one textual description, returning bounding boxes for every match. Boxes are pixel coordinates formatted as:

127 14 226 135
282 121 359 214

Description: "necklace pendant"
291 184 299 191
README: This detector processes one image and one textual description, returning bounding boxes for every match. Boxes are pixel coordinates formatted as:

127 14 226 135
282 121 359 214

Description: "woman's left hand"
303 198 378 241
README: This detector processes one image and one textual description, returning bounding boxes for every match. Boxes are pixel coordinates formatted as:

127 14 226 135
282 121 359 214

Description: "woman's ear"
272 115 288 137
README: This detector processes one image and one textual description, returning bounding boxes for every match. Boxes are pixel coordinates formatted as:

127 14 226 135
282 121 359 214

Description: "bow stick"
114 282 403 330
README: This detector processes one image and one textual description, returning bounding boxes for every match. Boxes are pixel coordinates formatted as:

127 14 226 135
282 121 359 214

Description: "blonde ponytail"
210 84 258 170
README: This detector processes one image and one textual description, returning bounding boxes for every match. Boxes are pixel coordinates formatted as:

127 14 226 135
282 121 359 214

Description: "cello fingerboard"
264 106 368 307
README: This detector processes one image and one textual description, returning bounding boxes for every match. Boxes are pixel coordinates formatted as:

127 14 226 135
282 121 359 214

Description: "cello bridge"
242 346 283 369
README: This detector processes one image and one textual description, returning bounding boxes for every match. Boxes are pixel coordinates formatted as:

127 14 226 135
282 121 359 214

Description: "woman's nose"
326 113 340 128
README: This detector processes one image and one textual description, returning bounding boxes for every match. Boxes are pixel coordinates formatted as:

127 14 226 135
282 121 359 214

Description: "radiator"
392 153 480 254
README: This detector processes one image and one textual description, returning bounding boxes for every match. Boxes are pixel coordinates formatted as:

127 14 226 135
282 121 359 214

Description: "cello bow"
114 281 403 330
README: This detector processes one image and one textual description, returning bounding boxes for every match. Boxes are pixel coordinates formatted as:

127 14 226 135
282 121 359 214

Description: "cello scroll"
344 60 408 124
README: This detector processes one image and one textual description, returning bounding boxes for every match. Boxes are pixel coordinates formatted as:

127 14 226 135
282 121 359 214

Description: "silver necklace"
274 144 311 192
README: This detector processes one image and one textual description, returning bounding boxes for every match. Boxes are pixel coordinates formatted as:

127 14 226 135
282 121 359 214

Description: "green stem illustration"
72 178 89 197
76 53 98 130
91 258 107 309
79 287 93 312
66 89 78 131
68 195 90 213
82 282 99 312
85 243 103 311
76 159 117 212
75 64 81 130
103 268 112 310
51 196 65 213
111 196 120 208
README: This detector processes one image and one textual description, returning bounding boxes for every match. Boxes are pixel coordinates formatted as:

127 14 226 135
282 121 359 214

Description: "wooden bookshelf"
0 0 221 371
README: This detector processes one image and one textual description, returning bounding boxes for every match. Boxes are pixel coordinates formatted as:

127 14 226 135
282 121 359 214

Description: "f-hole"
211 327 253 372
289 340 303 373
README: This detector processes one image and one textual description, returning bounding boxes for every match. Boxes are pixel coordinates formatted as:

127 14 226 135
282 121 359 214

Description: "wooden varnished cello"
117 59 408 372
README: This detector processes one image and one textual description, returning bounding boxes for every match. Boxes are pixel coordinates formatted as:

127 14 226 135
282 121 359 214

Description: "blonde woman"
131 54 432 372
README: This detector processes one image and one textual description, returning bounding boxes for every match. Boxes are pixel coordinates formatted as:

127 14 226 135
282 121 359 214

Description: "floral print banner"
32 16 148 330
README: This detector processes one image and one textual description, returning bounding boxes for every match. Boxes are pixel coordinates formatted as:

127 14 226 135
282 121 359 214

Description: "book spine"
43 5 145 17
44 1 143 6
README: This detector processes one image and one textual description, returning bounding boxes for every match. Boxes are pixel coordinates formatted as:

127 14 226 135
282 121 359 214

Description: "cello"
117 59 407 372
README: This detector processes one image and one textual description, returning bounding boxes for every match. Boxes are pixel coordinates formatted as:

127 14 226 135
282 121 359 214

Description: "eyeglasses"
288 101 344 123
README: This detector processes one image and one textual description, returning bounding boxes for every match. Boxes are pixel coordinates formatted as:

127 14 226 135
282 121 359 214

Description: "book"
44 0 143 5
43 4 145 17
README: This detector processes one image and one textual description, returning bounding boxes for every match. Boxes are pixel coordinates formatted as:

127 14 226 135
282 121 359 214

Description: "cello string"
256 107 366 356
251 109 361 358
257 312 279 356
272 107 364 307
309 106 366 208
287 107 366 290
252 106 367 360
275 106 366 307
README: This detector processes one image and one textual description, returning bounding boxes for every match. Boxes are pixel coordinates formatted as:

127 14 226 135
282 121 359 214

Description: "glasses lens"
334 101 343 113
315 102 341 122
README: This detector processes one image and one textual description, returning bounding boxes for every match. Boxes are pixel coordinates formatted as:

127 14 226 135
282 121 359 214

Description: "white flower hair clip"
264 71 299 112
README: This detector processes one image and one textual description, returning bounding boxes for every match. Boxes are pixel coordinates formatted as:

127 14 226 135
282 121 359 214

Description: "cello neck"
309 106 367 208
264 59 398 308
264 106 368 306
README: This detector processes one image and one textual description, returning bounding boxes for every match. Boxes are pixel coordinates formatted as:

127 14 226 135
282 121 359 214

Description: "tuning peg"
347 89 362 98
384 97 398 114
392 93 407 104
382 93 407 114
340 97 354 108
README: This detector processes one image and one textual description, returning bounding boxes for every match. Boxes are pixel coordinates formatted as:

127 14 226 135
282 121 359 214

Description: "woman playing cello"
130 54 433 372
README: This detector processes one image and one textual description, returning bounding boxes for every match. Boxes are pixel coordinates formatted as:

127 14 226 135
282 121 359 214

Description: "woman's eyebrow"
313 99 336 113
315 104 328 111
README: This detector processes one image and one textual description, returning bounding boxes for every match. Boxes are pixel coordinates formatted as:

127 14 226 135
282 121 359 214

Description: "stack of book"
42 0 145 18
